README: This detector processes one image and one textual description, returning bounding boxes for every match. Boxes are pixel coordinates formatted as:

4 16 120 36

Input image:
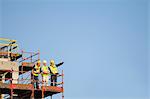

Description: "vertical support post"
31 84 34 99
10 85 13 99
21 50 24 84
62 70 64 99
30 70 33 98
31 52 32 63
42 86 44 99
1 72 7 99
7 46 10 60
21 50 24 75
30 65 34 99
10 69 13 99
0 74 2 99
21 50 23 61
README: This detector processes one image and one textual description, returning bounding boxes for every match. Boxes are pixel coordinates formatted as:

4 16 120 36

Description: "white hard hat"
43 60 47 63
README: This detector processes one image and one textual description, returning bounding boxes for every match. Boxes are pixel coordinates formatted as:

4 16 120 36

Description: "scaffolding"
0 38 64 99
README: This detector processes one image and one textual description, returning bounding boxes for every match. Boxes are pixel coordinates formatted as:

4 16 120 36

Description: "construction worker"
50 59 64 86
32 60 41 89
41 60 50 86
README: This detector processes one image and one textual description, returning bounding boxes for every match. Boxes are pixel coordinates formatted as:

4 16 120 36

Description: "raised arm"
56 62 64 67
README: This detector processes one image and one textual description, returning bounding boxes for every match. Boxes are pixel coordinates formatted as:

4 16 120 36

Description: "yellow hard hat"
37 60 41 63
50 59 55 64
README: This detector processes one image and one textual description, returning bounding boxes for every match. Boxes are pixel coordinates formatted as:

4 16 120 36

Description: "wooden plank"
0 83 63 93
22 62 34 67
11 84 33 90
42 86 63 93
0 52 20 57
0 44 17 46
0 38 16 42
0 83 63 98
0 82 10 89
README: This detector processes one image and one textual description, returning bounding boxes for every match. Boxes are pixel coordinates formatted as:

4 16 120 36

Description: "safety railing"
18 50 40 85
19 50 40 63
0 38 20 62
0 70 64 88
0 70 64 99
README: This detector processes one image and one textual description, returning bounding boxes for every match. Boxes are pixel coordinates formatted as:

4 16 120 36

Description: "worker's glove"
37 72 40 74
56 73 59 75
43 72 49 74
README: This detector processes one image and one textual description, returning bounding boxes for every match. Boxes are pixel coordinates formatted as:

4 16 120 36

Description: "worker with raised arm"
41 60 50 86
50 59 64 86
32 60 41 89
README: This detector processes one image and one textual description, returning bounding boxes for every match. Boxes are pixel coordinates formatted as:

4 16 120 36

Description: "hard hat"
43 60 47 63
37 60 41 63
50 59 55 64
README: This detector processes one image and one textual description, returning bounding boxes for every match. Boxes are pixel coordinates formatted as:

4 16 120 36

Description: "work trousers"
51 75 57 86
42 75 49 86
32 75 39 89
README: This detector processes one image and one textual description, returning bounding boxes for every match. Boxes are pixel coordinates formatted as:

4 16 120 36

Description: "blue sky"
148 0 150 98
0 0 149 99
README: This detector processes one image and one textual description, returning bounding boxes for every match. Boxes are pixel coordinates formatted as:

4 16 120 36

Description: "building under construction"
0 38 64 99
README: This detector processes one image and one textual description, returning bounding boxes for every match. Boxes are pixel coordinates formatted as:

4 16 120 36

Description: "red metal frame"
0 50 64 99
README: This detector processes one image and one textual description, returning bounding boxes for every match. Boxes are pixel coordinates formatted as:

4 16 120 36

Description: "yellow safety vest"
41 66 50 76
50 65 58 74
33 65 40 76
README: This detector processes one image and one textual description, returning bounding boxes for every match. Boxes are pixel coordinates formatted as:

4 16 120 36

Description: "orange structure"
0 38 64 99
